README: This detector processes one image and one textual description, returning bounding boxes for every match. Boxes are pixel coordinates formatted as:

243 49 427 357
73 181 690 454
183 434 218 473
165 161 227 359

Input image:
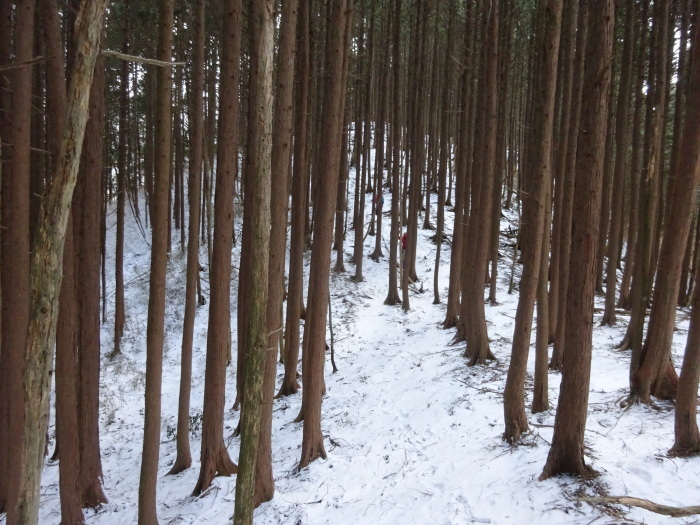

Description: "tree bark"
550 1 588 371
298 0 349 470
601 0 636 326
15 1 109 522
462 0 498 366
137 0 172 521
77 53 108 510
279 0 310 397
42 0 84 519
254 0 297 507
541 0 614 480
636 10 699 403
1 0 35 520
170 0 205 476
503 0 561 444
0 1 12 510
234 0 274 519
193 0 241 495
384 0 402 307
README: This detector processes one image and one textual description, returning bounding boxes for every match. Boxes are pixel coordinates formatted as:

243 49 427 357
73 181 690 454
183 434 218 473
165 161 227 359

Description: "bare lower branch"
101 49 185 67
0 56 46 71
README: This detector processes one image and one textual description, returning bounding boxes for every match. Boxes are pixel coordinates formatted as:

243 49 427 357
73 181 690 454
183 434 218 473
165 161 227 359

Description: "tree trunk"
550 1 588 370
137 0 173 521
170 0 205 475
234 0 274 520
114 5 129 355
532 180 551 414
673 243 700 456
1 0 35 520
441 12 471 327
384 0 402 307
42 0 84 519
0 1 12 508
503 0 561 444
623 0 670 398
78 53 108 510
541 0 614 480
254 0 298 507
433 0 455 305
548 0 576 342
601 0 636 326
15 1 109 522
193 0 241 496
636 9 698 403
279 0 310 397
463 0 498 366
298 0 349 470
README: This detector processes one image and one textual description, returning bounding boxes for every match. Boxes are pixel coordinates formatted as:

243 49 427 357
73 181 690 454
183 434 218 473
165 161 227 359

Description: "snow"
12 145 700 525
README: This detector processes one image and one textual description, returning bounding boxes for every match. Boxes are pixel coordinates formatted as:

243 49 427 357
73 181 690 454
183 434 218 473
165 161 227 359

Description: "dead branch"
578 496 700 517
0 56 47 72
101 49 185 67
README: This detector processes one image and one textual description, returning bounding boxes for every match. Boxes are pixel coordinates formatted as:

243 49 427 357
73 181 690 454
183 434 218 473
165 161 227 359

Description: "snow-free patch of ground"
15 146 700 525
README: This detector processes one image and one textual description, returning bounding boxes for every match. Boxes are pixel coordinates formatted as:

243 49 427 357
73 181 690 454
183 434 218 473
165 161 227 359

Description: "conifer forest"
2 0 700 523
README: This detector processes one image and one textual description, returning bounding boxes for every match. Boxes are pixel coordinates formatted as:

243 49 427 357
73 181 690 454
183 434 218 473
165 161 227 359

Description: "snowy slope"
15 150 700 525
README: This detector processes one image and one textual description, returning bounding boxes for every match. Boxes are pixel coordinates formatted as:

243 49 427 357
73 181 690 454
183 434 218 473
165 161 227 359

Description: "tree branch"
579 496 700 517
101 49 185 67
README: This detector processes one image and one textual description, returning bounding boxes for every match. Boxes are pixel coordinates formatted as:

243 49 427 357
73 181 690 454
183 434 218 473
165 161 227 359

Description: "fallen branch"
578 496 700 517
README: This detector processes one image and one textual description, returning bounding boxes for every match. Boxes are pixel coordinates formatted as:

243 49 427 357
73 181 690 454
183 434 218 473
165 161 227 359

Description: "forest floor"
21 151 700 525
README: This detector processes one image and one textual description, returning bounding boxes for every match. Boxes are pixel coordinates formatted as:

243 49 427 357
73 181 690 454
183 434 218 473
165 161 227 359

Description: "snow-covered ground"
17 150 700 525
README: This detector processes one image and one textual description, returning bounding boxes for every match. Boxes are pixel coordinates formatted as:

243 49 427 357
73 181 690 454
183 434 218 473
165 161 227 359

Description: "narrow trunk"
279 0 310 397
193 0 241 495
503 0 561 443
298 0 349 470
1 0 35 519
137 0 173 521
170 0 205 475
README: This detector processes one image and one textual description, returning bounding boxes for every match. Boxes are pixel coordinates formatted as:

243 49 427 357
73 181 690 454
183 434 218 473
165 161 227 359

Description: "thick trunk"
254 0 298 507
42 0 83 519
636 9 698 403
443 76 469 325
0 2 11 507
56 219 84 525
625 0 670 398
235 0 274 519
16 2 108 522
541 0 614 480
